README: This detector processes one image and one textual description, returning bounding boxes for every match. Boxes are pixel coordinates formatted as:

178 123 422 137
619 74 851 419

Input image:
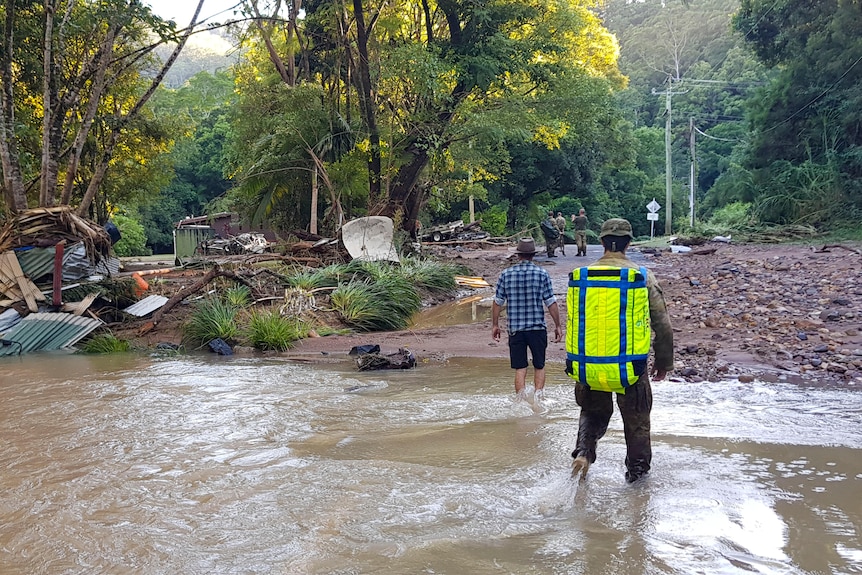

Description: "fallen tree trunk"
137 265 260 335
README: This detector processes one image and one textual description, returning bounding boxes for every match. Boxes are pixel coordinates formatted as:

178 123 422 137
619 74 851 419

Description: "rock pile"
652 243 862 384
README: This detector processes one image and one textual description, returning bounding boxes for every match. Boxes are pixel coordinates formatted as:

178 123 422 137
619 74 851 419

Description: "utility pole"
652 78 686 235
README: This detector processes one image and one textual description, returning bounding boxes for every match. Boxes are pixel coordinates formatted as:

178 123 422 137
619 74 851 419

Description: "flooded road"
1 353 861 574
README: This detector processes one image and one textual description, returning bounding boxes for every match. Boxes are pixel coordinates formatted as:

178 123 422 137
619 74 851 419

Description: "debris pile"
0 207 121 355
0 206 112 259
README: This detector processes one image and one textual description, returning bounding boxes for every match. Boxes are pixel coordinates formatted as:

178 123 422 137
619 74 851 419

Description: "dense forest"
1 0 860 254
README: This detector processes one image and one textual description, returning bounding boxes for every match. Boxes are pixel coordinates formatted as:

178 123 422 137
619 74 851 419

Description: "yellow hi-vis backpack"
566 266 651 394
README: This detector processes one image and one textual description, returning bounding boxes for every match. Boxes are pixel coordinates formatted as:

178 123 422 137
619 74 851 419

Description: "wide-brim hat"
599 218 634 238
515 237 538 254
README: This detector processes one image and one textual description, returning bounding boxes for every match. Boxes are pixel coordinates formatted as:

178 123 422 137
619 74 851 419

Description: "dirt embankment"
285 241 862 385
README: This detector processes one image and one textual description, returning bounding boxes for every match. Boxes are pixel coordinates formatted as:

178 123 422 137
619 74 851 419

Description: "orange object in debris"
132 272 149 296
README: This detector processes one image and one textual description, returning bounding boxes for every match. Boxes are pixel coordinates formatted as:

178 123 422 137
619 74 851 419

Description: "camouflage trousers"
575 231 587 256
571 372 653 482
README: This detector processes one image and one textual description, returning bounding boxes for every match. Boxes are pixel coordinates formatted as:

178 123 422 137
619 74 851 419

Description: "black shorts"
508 329 548 370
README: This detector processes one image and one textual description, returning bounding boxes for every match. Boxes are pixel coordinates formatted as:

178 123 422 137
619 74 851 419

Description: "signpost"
646 199 661 239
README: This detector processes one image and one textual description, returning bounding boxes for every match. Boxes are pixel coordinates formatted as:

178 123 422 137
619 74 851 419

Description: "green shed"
173 225 214 265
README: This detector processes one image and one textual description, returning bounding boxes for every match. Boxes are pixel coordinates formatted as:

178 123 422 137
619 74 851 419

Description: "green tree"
238 0 625 234
733 0 862 223
0 0 205 217
111 212 150 257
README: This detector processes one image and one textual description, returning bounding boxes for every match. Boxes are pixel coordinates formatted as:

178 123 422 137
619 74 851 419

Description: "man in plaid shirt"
492 238 563 401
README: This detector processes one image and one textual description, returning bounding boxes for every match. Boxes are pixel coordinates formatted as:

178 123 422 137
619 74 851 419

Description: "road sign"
646 199 661 213
647 212 659 221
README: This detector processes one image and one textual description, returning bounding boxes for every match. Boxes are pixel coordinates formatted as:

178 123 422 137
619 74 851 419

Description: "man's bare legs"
514 367 546 393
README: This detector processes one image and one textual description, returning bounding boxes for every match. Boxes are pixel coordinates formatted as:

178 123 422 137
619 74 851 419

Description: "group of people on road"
541 209 590 258
492 218 674 485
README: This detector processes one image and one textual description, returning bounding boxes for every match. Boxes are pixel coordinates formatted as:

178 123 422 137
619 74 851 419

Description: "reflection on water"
410 293 493 329
1 352 861 574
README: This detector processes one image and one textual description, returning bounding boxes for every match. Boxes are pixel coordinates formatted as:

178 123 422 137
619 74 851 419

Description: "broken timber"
0 251 46 312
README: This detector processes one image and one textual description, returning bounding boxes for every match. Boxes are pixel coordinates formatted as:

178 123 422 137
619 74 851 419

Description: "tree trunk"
0 0 27 213
375 85 467 230
61 26 117 205
250 0 293 86
39 0 57 207
310 164 318 234
352 0 381 202
76 0 205 216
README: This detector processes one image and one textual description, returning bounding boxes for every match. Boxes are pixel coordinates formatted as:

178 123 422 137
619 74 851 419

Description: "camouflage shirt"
573 215 588 232
555 216 567 233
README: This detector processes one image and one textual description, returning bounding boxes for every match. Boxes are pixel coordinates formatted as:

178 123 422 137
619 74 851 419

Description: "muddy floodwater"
1 353 861 574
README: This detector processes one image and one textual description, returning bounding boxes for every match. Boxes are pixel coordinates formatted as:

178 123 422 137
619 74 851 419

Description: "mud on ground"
285 241 862 386
117 241 862 385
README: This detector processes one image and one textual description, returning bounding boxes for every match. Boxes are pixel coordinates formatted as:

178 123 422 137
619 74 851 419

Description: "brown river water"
1 352 861 574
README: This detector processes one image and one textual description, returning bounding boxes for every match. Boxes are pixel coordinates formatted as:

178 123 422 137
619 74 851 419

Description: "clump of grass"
286 267 341 290
79 334 133 354
182 298 240 347
399 257 466 294
245 310 308 351
329 281 379 330
224 285 252 307
329 275 421 331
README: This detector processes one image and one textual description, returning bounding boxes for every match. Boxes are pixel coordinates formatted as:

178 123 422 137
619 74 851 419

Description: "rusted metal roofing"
0 312 102 356
123 295 168 317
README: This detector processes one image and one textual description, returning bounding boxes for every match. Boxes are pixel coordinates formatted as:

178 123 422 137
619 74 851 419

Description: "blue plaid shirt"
494 260 556 333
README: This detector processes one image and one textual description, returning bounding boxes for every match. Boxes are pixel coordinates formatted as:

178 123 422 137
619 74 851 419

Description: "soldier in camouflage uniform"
572 208 588 257
569 218 674 483
555 212 567 256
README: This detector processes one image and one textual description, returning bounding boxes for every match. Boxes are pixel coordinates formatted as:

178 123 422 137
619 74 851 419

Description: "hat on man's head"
515 237 538 254
599 218 634 238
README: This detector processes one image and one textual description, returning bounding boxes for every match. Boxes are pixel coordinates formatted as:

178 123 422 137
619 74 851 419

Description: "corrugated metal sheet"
0 308 22 335
0 313 102 356
174 226 214 263
123 295 168 317
15 246 56 282
15 243 119 284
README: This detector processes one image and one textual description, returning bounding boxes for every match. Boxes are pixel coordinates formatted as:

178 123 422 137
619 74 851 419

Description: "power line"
693 125 743 143
760 54 862 134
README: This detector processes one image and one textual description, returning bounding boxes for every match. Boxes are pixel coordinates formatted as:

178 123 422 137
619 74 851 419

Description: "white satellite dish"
341 216 400 262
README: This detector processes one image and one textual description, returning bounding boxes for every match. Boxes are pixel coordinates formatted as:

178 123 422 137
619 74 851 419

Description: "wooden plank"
61 292 99 316
2 252 43 312
0 254 23 300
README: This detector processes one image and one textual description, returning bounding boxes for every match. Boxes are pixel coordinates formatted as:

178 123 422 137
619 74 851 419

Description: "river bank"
285 240 862 385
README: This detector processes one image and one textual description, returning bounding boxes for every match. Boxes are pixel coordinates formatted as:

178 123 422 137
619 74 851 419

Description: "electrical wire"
759 54 862 134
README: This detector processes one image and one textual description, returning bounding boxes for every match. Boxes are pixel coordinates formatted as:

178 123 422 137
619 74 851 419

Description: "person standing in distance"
566 218 674 483
541 210 560 257
555 211 567 256
571 208 588 257
492 238 563 402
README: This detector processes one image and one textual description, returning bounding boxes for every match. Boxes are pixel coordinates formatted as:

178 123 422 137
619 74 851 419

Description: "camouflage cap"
599 218 633 238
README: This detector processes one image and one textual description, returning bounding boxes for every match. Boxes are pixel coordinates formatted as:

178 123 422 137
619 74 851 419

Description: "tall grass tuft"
79 334 132 354
286 266 342 290
224 285 252 307
330 275 421 331
245 311 308 351
399 257 466 294
330 281 380 331
182 298 240 347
